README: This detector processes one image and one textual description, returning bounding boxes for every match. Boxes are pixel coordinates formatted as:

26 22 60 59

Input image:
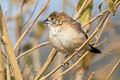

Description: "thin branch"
95 13 110 44
74 0 90 20
17 41 49 60
53 51 90 80
14 0 50 50
96 38 107 47
105 59 120 80
87 72 95 80
23 0 39 26
81 9 108 28
34 48 57 80
40 12 110 80
0 5 23 80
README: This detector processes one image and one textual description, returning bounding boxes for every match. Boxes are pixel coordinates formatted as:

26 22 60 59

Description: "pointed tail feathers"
89 45 101 54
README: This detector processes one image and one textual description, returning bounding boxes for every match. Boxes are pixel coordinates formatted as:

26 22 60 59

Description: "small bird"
44 11 101 56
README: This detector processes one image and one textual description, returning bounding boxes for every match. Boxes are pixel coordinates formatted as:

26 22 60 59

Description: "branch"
17 41 50 60
34 48 57 80
74 0 91 20
14 0 50 50
53 51 89 80
81 9 108 28
0 5 23 80
87 72 95 80
105 59 120 80
95 12 110 44
23 0 39 26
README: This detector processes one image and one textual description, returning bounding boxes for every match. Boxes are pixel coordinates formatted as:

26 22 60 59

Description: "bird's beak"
43 18 50 24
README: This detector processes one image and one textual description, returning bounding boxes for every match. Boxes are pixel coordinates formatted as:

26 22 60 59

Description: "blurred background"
1 0 120 80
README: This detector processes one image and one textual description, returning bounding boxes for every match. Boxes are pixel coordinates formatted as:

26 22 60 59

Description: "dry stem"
14 0 50 50
74 0 90 20
23 0 39 26
87 72 95 80
81 9 108 28
0 6 23 80
95 13 110 44
105 59 120 80
34 48 57 80
17 41 49 60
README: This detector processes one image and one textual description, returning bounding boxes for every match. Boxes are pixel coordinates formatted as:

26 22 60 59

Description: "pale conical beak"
43 18 50 24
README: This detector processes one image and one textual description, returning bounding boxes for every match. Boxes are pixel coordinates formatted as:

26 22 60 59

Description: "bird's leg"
74 49 82 57
61 54 69 68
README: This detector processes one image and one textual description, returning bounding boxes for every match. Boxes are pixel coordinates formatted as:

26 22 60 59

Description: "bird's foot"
74 49 82 57
61 62 69 68
61 55 69 68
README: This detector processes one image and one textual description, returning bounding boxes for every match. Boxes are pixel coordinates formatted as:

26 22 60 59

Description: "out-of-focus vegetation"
0 0 120 80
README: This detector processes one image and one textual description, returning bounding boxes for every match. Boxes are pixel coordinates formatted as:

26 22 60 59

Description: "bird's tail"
89 45 101 54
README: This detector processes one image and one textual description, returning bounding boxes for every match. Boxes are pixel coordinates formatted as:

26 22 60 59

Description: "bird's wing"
71 20 88 39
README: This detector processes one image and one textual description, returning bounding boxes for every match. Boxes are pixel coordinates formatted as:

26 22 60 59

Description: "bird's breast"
49 26 87 54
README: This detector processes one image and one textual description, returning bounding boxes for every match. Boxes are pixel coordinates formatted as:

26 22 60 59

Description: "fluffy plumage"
44 11 101 55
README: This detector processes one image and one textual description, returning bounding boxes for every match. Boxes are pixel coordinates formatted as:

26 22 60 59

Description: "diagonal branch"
17 41 50 60
105 59 120 80
14 0 50 50
0 5 23 80
34 48 57 80
74 0 91 20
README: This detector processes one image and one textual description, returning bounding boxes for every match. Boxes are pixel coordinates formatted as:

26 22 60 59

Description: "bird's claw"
74 49 81 57
61 62 69 68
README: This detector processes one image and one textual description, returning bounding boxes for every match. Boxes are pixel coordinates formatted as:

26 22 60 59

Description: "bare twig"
17 41 49 60
14 0 50 50
96 38 107 47
87 72 95 80
0 5 23 80
74 0 90 20
53 51 89 80
34 48 57 80
40 12 110 80
81 9 108 28
23 0 39 26
105 59 120 80
95 13 110 44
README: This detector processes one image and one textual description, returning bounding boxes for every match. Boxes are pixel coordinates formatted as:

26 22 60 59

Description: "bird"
44 11 101 56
